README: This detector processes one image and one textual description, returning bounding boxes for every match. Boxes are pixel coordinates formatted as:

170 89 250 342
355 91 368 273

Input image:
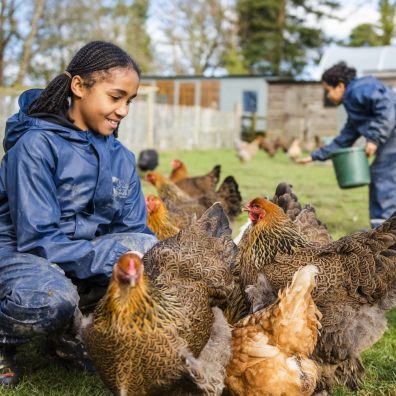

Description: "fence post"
147 90 154 148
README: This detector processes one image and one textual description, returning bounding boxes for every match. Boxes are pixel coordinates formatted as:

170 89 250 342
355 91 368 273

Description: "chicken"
170 159 189 182
287 137 302 162
273 136 290 153
170 160 221 198
235 197 396 392
146 194 180 240
235 136 263 163
272 182 333 245
258 137 277 157
145 171 242 224
84 203 236 395
233 182 332 247
226 265 321 396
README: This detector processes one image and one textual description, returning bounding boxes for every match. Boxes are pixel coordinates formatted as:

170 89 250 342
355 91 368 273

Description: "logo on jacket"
112 177 130 199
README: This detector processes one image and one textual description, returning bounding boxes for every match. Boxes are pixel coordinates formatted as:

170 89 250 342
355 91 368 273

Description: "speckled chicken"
235 197 396 392
84 203 236 396
272 182 332 245
170 160 221 197
226 265 321 396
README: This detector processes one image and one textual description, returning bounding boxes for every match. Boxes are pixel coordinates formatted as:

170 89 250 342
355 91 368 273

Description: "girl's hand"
295 156 313 164
365 142 377 157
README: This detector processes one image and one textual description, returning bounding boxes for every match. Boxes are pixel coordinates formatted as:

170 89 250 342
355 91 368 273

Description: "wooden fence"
0 90 241 158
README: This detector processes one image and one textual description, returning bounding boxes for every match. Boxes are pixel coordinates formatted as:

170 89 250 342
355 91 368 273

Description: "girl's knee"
0 276 79 335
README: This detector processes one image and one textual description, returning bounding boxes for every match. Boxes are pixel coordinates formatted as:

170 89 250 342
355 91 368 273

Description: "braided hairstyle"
321 62 357 87
28 41 141 115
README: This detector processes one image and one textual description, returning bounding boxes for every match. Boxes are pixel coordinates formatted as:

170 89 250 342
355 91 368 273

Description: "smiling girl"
0 41 157 386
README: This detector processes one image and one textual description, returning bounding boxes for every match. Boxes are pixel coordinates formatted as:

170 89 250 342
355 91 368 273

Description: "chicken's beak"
242 204 250 212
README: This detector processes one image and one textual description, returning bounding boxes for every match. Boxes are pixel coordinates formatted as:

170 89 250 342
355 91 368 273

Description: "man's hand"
365 142 377 158
295 156 313 164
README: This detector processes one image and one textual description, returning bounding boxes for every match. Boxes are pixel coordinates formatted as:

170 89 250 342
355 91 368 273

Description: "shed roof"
318 46 396 77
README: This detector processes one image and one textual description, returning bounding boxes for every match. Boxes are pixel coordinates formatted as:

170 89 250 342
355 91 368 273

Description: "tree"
236 0 340 76
348 23 382 47
347 1 396 47
154 0 238 75
27 0 154 84
14 0 45 85
0 0 18 86
110 0 153 72
379 0 396 44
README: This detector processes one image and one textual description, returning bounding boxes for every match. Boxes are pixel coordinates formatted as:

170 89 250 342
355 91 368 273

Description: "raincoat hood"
4 88 90 152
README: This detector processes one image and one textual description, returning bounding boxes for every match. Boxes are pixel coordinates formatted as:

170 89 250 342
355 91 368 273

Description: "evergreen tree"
348 23 382 47
236 0 339 76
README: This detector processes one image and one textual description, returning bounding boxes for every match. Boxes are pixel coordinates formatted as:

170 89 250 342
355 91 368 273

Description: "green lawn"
3 149 395 396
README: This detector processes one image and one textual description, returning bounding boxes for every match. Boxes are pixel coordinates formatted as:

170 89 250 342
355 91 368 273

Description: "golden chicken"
226 265 321 396
146 194 180 240
84 203 236 396
235 197 396 392
170 160 221 197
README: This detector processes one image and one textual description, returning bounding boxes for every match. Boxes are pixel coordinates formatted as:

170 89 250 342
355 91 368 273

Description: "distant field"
4 149 395 396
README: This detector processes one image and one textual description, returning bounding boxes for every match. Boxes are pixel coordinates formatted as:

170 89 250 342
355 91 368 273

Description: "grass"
3 148 394 395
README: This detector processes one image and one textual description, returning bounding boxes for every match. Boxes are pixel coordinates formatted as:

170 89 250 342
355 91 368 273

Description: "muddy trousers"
369 153 396 228
0 232 157 346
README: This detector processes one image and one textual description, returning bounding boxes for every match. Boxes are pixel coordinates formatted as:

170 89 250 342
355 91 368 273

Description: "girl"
298 62 396 229
0 41 157 386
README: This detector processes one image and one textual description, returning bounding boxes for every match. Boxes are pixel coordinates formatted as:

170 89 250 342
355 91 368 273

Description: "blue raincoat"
311 76 396 227
0 89 157 345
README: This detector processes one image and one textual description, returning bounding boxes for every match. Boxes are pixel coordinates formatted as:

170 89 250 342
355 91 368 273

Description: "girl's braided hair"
321 61 357 87
28 41 141 115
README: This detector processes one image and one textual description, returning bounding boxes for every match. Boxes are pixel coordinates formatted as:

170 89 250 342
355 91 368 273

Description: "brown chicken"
146 194 180 240
170 159 189 182
170 160 221 197
226 265 321 396
146 171 242 224
84 203 236 395
233 182 332 247
258 137 277 157
234 197 396 392
273 136 290 153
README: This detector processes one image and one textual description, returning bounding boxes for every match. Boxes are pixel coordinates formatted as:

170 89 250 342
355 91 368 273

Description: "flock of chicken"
82 160 396 396
235 135 326 163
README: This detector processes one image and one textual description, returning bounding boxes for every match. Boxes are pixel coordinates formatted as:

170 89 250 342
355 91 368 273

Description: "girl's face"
323 81 345 105
69 67 139 136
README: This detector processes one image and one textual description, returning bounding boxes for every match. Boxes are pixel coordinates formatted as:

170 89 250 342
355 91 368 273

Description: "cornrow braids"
28 41 141 115
321 61 357 87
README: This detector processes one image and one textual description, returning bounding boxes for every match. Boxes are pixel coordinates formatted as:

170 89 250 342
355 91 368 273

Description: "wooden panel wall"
200 80 220 108
179 82 195 106
156 81 174 105
266 82 338 140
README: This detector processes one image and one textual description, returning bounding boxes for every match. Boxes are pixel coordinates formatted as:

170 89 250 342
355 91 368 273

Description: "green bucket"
330 147 371 189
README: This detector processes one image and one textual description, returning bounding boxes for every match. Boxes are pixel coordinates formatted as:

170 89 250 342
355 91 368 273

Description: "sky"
321 0 379 40
149 0 382 78
304 0 381 79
